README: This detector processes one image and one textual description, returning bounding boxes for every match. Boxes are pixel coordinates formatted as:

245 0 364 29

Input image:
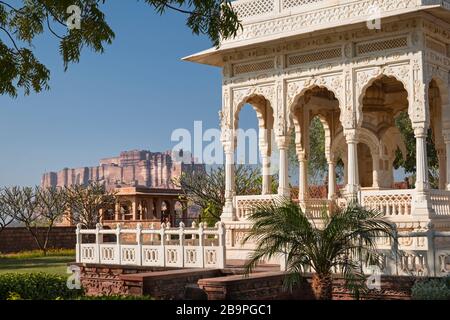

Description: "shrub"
77 295 153 300
0 273 82 300
411 277 450 300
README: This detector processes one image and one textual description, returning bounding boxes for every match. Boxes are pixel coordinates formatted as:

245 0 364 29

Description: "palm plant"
243 199 395 300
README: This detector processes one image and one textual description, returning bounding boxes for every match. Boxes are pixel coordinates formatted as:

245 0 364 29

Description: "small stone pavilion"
184 0 450 273
101 187 188 228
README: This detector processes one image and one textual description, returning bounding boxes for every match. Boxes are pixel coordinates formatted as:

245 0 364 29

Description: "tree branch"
46 14 64 40
0 26 21 53
0 1 24 14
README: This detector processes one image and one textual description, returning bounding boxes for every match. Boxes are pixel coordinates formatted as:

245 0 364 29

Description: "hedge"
0 273 82 300
411 277 450 300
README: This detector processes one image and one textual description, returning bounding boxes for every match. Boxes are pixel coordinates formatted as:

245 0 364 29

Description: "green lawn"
0 255 75 276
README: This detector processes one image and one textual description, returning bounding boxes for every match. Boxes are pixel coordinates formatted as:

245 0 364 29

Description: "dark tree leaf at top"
0 0 240 97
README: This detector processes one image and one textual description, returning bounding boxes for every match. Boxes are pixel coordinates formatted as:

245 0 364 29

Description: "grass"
0 249 75 276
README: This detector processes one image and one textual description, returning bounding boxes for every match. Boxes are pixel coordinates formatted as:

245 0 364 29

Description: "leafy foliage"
394 111 438 174
77 294 154 300
0 0 240 97
244 200 395 300
0 198 13 233
0 272 82 300
0 186 68 254
0 183 115 252
411 277 450 300
308 117 327 185
65 182 116 228
146 0 241 46
174 165 270 223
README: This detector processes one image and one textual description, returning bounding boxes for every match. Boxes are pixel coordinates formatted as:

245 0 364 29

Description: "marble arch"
357 71 411 128
233 93 274 131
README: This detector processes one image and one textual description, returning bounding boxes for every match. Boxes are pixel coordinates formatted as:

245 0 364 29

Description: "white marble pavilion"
184 0 450 275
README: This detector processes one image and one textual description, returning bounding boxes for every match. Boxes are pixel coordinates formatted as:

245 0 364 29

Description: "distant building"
41 149 204 190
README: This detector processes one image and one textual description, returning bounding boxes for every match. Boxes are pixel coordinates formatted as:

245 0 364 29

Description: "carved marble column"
222 141 235 221
372 154 380 189
414 127 429 192
345 129 359 201
328 160 336 200
445 134 450 191
277 136 290 197
413 126 432 216
259 128 272 195
297 149 308 202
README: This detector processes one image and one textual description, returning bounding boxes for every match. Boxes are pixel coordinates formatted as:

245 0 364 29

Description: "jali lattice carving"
356 37 408 55
233 59 275 75
233 0 274 19
287 47 342 66
282 0 325 10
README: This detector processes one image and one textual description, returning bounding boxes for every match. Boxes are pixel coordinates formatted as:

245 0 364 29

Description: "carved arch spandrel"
287 75 344 156
231 85 276 132
286 74 344 127
426 63 450 133
355 64 411 128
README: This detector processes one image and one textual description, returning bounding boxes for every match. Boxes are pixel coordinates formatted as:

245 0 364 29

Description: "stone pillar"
446 139 450 191
132 198 138 221
114 202 120 221
222 141 235 221
345 130 359 201
328 160 336 200
259 128 272 195
413 126 432 217
297 150 308 202
277 136 290 197
414 127 429 192
372 154 380 189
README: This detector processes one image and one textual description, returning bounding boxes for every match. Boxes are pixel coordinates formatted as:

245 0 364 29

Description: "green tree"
0 186 67 255
34 187 69 254
394 111 439 187
174 165 273 224
0 199 13 233
65 182 116 228
0 0 240 97
308 117 327 184
244 200 394 300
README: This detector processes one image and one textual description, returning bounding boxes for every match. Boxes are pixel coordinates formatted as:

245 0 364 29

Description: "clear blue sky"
0 2 258 186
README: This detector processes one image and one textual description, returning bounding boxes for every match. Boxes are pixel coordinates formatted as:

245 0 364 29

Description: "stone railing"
359 189 413 217
76 222 225 269
234 194 279 221
379 231 450 277
301 198 333 218
429 190 450 216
